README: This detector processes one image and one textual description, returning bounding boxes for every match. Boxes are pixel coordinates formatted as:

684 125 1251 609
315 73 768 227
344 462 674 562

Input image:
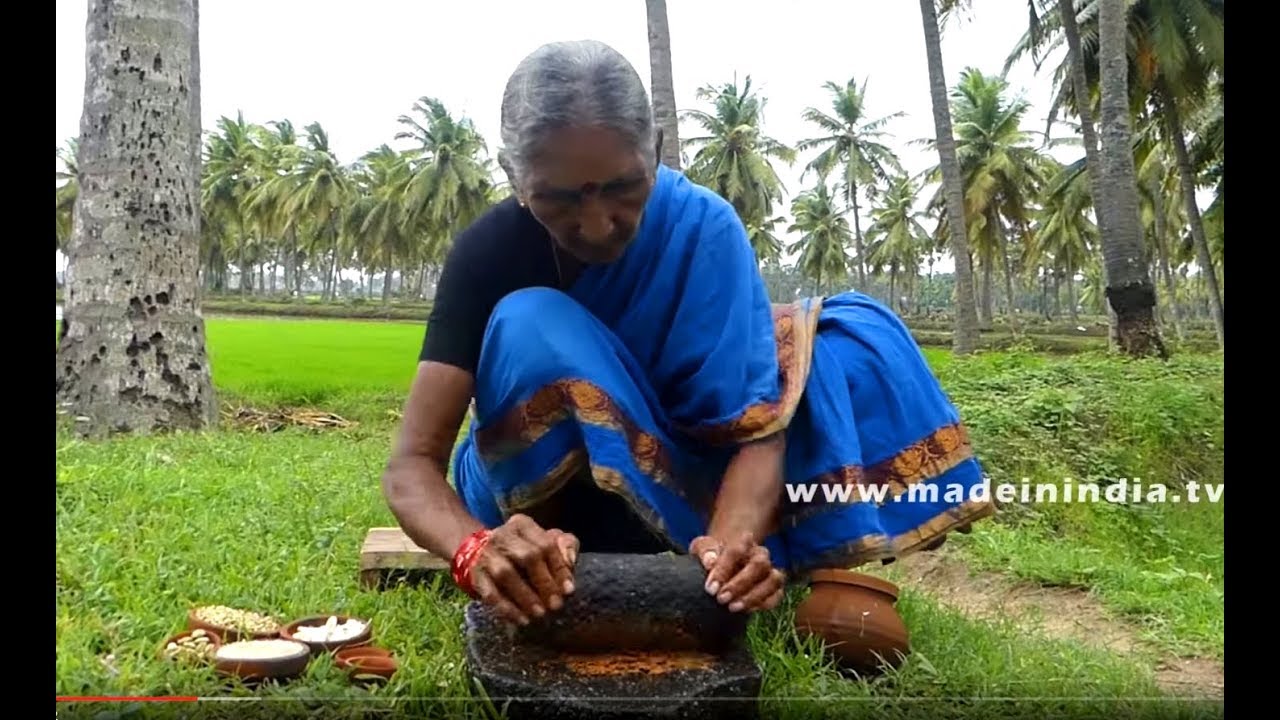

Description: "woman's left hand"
689 532 786 613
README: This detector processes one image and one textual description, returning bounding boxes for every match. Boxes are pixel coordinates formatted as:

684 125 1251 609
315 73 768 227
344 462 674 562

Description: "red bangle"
451 529 493 599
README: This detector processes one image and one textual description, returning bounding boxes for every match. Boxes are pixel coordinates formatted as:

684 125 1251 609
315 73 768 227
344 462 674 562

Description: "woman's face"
518 126 655 265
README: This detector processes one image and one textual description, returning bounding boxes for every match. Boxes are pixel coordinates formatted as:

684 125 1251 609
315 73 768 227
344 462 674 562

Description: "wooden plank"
359 527 450 590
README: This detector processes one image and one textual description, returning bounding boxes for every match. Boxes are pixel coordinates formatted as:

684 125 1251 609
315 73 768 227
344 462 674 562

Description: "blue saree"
452 165 995 576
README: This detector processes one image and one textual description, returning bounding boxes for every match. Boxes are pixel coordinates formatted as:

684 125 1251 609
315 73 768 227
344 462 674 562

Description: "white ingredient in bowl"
215 639 308 661
293 616 367 643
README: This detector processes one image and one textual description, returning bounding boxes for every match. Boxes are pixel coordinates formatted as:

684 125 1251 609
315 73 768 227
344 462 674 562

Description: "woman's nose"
577 199 615 242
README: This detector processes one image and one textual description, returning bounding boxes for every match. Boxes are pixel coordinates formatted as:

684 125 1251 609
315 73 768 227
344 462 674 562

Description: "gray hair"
499 40 657 191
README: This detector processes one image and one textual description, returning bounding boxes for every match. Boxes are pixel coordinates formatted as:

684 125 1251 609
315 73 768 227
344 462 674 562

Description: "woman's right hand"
469 514 579 626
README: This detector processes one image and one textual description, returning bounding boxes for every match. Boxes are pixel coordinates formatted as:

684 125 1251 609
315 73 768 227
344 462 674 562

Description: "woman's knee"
486 288 593 349
475 287 605 394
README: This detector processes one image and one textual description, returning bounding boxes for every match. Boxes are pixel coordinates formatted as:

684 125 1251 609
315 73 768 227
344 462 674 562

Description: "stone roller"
513 552 751 653
464 552 764 720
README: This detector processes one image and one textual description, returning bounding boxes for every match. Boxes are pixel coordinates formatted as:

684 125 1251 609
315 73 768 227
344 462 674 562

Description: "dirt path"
887 551 1224 700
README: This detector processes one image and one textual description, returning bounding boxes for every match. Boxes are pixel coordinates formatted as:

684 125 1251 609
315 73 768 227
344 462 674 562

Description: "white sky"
56 0 1073 276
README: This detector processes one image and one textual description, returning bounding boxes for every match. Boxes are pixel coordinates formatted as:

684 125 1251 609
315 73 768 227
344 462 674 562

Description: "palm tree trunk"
325 219 340 300
645 0 681 170
980 256 993 327
295 250 305 296
270 249 279 293
849 182 866 287
1097 0 1165 357
1059 0 1104 173
1067 271 1077 322
287 228 299 296
281 243 292 295
918 0 979 354
1058 0 1112 335
1000 228 1019 332
55 0 217 436
1045 269 1054 319
239 236 251 295
1150 184 1183 340
889 266 897 313
1160 91 1223 349
207 243 225 292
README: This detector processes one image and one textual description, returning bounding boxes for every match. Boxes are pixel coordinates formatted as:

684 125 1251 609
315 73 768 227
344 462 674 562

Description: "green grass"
204 316 424 418
55 317 1224 718
931 350 1225 660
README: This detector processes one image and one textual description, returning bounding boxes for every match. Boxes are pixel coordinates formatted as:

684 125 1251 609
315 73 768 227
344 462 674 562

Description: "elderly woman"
382 40 994 627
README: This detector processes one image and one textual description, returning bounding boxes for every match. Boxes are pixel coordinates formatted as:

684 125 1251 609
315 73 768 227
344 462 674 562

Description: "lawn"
55 317 1225 719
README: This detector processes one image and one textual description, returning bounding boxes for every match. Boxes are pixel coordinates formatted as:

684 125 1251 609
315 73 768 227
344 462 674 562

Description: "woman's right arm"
381 360 579 625
381 360 484 561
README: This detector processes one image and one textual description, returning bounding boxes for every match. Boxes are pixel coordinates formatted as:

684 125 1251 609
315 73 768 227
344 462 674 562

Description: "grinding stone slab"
514 552 751 653
464 601 763 720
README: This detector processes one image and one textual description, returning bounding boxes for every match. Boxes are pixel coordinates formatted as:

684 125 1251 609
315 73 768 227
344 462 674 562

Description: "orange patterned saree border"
677 300 822 446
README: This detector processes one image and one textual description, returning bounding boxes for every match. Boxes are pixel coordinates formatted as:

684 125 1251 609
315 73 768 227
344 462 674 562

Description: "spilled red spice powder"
558 650 717 676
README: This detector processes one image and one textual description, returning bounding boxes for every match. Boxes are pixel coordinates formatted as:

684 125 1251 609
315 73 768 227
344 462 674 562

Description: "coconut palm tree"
865 175 930 314
348 145 416 303
923 68 1047 328
201 113 264 293
269 122 354 300
396 96 494 257
787 182 852 295
1031 159 1096 322
745 214 785 266
681 76 796 229
917 0 980 353
55 139 79 253
797 77 905 288
56 0 217 435
1132 112 1188 340
1010 0 1221 352
1096 0 1166 355
242 120 304 295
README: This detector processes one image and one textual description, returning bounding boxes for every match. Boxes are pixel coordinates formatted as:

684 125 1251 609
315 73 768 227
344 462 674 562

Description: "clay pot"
335 646 397 684
794 569 910 675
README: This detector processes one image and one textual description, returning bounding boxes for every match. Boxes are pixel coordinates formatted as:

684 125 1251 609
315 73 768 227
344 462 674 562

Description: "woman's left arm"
659 196 795 613
707 431 785 542
690 431 788 613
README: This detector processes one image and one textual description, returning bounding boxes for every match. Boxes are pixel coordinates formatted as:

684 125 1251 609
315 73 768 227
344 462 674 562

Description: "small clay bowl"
334 646 392 663
157 628 222 663
213 638 311 682
279 615 372 655
186 608 280 642
335 650 398 684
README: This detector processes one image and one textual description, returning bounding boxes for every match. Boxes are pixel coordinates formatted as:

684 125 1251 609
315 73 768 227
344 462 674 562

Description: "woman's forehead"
525 126 648 190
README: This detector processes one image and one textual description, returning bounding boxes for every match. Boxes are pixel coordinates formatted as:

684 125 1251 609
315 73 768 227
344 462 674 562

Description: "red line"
55 691 199 696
